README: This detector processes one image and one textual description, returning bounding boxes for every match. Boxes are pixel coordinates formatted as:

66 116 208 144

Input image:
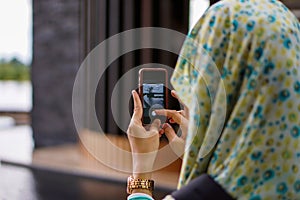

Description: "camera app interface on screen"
143 83 164 123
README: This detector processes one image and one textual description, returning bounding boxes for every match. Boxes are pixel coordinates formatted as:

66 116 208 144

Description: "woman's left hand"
127 90 161 179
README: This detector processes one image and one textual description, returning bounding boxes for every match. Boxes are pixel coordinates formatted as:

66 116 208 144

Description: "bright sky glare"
0 0 32 65
190 0 210 30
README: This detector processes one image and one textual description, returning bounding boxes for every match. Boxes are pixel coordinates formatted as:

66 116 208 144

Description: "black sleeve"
171 174 234 200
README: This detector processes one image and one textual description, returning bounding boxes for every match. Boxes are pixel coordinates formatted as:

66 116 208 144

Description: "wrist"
132 153 156 174
133 172 152 180
133 161 154 174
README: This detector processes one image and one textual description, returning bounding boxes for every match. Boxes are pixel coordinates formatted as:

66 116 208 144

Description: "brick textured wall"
32 0 80 147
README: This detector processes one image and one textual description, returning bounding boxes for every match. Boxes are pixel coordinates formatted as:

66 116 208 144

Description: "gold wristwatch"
127 176 154 194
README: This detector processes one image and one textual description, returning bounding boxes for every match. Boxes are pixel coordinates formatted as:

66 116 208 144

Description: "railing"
0 111 31 125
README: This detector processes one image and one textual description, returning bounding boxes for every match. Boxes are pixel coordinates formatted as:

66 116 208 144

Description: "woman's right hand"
155 90 189 157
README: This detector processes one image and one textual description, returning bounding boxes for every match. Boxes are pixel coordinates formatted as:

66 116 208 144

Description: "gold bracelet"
127 176 154 194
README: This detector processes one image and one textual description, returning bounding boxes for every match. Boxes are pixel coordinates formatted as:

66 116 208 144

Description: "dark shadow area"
0 164 172 200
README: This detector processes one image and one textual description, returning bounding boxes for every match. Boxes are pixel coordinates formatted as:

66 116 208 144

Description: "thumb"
162 123 177 141
149 119 160 137
162 123 185 157
149 119 161 134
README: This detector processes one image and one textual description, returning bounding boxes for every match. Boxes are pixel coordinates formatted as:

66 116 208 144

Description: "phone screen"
140 69 167 124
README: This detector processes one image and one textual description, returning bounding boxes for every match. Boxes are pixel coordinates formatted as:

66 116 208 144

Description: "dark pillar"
32 0 80 147
210 0 220 5
82 0 189 136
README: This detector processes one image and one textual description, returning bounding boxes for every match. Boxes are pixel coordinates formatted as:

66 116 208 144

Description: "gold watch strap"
127 176 154 194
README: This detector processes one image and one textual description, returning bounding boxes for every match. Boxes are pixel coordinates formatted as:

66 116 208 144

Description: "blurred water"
0 125 33 163
0 81 33 164
0 81 32 112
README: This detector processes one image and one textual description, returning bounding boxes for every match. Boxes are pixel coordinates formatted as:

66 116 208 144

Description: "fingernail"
162 123 171 129
132 90 136 94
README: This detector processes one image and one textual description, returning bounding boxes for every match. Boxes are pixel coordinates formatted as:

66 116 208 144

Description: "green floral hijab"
171 0 300 199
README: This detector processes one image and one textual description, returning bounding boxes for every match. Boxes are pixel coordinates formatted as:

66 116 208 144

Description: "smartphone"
139 68 168 125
